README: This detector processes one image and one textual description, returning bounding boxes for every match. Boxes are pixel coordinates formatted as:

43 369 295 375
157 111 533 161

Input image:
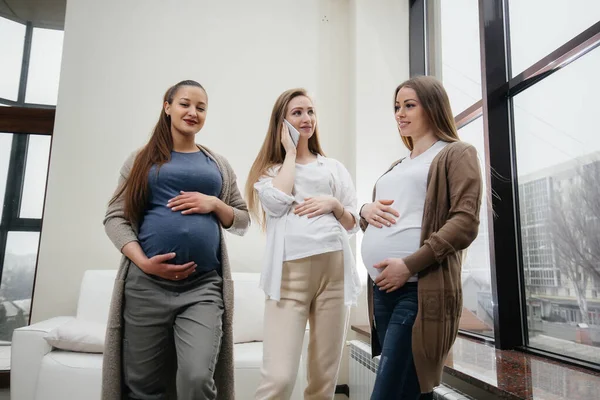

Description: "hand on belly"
373 257 412 293
167 191 217 215
360 200 399 228
139 252 197 281
294 196 342 219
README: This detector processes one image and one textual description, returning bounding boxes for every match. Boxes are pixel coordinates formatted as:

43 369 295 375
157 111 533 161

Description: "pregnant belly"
361 225 421 269
138 211 220 266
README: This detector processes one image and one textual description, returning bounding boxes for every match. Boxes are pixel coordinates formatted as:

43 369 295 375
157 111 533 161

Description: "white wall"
352 0 410 326
337 0 410 385
31 0 410 384
32 0 352 321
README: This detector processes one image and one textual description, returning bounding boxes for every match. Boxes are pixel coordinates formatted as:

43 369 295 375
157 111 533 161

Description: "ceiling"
0 0 66 30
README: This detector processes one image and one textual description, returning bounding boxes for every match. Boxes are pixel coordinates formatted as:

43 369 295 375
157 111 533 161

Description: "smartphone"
283 119 300 147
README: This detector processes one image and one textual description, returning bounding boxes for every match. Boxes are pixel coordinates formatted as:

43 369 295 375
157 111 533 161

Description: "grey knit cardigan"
101 145 250 399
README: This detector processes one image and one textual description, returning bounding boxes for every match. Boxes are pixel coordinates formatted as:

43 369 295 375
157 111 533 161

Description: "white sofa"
11 270 306 400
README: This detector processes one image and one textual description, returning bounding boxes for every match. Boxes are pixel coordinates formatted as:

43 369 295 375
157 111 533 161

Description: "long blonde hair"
394 76 459 150
245 88 325 228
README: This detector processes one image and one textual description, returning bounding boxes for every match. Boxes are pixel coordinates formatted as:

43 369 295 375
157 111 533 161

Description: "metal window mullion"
455 101 483 129
508 21 600 96
1 219 42 232
17 22 34 105
479 0 526 350
409 0 427 76
0 97 19 106
0 134 30 283
18 103 56 110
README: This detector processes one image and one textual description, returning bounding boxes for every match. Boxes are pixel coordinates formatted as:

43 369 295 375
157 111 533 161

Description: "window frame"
0 17 55 345
409 0 600 371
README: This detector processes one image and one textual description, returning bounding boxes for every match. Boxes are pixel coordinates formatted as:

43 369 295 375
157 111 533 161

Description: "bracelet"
359 203 367 218
335 207 345 220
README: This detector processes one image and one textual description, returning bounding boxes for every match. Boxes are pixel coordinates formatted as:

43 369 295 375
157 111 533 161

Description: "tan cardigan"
361 141 482 393
102 146 250 400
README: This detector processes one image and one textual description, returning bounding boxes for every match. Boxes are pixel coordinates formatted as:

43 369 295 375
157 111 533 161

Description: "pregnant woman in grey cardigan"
102 80 249 400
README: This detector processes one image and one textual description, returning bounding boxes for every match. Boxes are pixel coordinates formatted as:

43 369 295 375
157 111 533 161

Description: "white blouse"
254 155 362 306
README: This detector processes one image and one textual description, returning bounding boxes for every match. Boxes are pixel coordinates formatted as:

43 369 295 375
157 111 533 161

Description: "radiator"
348 340 473 400
349 340 378 400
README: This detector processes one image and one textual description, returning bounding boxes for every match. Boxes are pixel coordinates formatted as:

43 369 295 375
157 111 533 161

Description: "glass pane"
19 135 51 219
509 0 600 77
458 117 494 337
0 17 26 101
0 231 40 346
0 133 14 224
515 47 600 364
440 0 482 115
24 27 64 105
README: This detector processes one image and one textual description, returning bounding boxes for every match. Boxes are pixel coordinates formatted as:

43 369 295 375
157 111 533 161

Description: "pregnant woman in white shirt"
246 88 361 400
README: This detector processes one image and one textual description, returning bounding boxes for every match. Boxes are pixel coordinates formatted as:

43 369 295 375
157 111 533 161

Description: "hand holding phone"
283 119 300 148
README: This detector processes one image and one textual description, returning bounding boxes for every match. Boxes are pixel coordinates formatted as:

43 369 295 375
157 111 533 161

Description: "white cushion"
44 319 106 353
76 270 117 324
232 273 265 343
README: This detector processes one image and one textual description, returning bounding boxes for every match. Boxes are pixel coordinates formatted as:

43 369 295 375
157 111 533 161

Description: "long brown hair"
394 76 459 150
109 80 206 225
245 88 325 228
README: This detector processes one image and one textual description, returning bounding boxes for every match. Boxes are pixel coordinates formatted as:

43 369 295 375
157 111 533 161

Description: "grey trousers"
123 266 224 400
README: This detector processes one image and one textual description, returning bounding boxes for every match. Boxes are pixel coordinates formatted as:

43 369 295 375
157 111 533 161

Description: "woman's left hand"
374 258 412 293
294 196 342 218
168 191 216 215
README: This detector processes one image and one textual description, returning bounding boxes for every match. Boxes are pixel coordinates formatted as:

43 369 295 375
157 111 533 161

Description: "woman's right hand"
281 122 297 155
360 200 399 228
139 253 196 281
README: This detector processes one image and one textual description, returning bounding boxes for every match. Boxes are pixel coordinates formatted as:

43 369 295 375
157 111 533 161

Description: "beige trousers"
255 250 349 400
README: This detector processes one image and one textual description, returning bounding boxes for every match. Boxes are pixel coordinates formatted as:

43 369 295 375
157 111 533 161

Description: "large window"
0 16 62 371
456 117 493 337
508 0 600 77
25 27 64 105
515 47 600 365
0 17 25 101
439 0 482 116
417 0 600 368
434 0 493 337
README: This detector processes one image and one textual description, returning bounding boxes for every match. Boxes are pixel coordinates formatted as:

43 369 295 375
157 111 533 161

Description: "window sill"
350 325 600 399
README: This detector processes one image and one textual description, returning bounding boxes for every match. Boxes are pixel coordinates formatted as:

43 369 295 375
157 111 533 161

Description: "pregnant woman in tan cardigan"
360 76 482 399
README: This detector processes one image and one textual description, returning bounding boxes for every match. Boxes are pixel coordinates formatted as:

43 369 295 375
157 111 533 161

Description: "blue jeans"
371 282 431 400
